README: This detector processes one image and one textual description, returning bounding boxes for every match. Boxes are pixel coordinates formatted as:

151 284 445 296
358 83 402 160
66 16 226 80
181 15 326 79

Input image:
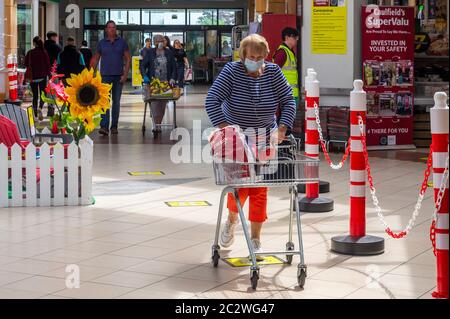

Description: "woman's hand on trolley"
271 124 288 145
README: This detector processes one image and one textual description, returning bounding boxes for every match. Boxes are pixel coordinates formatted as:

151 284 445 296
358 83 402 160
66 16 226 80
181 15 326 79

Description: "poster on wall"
311 0 347 54
131 56 143 87
361 5 415 147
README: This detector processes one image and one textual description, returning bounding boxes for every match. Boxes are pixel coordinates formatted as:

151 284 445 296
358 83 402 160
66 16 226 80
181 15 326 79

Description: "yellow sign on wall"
311 0 347 55
132 56 143 87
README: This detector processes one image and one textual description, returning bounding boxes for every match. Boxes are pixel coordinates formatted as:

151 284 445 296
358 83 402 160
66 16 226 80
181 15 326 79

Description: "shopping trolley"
141 84 181 137
211 136 320 290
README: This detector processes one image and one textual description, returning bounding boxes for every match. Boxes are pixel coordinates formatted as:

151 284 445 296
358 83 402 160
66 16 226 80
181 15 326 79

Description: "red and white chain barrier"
314 101 351 170
357 115 438 239
7 53 18 101
429 92 449 299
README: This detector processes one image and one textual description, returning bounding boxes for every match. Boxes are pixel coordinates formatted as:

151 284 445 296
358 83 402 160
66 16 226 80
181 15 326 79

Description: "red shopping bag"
184 68 193 82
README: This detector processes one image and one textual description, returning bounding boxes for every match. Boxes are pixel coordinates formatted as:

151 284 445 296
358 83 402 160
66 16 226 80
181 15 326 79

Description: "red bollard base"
331 235 385 256
298 180 330 194
298 196 334 213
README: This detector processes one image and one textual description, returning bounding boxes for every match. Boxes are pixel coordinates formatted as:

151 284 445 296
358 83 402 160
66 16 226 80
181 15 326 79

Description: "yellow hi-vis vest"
274 44 299 98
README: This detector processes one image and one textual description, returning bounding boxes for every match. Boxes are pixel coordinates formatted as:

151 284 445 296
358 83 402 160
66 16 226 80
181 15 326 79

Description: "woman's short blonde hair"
238 34 270 60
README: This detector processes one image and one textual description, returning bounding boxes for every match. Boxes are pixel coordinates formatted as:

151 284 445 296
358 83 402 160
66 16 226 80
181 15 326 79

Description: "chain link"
357 115 438 239
313 102 350 170
430 154 449 255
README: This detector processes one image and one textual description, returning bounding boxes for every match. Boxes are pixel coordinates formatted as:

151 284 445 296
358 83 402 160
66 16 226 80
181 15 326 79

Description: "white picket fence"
0 137 93 207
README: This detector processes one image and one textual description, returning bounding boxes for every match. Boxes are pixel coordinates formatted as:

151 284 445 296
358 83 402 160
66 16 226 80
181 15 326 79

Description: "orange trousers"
227 187 268 223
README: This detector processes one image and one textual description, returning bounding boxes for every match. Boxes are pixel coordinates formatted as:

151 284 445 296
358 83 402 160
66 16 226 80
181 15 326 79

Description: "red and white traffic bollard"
298 68 331 195
331 80 384 255
7 54 18 102
298 71 334 213
430 92 449 299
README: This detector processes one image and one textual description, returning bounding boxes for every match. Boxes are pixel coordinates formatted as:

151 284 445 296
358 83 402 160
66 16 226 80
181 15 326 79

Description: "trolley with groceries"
210 131 319 290
141 82 181 137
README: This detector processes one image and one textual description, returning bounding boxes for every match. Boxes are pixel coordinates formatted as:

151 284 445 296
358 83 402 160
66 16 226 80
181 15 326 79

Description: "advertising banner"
361 6 415 147
311 0 347 55
132 56 143 87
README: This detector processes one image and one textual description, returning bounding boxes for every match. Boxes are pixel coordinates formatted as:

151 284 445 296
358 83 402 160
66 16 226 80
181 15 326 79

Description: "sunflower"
83 116 96 133
65 68 112 121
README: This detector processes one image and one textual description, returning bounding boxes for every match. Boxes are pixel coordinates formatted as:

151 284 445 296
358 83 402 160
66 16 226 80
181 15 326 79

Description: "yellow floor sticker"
224 255 285 267
419 157 429 163
128 171 165 176
428 182 434 187
165 201 211 207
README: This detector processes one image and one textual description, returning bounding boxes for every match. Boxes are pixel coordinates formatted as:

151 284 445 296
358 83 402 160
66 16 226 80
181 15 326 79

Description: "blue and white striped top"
205 61 296 131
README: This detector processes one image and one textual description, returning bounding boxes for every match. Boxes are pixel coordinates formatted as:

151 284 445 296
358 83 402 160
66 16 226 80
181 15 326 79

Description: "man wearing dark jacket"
80 40 93 68
57 37 86 82
44 31 61 66
44 31 61 117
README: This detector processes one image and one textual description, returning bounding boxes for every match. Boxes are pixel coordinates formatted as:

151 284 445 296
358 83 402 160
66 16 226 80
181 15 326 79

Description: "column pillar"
1 0 18 101
32 0 39 38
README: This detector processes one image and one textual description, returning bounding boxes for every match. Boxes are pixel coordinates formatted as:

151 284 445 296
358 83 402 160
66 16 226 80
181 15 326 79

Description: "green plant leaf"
40 92 56 105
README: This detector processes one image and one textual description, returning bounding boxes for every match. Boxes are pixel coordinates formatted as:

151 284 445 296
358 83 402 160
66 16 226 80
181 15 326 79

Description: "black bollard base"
297 180 330 194
298 196 334 213
4 99 22 106
331 235 385 256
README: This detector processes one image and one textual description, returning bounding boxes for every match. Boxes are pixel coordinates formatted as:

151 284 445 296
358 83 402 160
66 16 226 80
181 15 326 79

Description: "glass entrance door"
122 30 143 78
185 31 204 65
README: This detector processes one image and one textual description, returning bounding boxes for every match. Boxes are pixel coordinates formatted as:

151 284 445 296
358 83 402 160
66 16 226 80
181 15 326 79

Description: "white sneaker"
251 238 264 261
220 219 238 248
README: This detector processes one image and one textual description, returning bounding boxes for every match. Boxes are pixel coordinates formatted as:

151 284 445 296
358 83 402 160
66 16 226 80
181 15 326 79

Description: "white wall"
302 0 363 105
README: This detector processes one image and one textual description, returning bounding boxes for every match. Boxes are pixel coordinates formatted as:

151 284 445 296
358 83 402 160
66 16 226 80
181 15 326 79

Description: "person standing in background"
140 38 152 60
140 38 152 71
272 27 299 106
57 37 85 84
44 31 61 117
221 40 232 57
164 36 174 52
44 31 61 66
80 40 93 68
25 36 51 120
173 39 189 89
90 20 131 136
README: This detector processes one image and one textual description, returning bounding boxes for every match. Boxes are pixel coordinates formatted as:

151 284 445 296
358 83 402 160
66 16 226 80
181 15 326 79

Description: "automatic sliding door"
122 30 143 79
185 31 204 65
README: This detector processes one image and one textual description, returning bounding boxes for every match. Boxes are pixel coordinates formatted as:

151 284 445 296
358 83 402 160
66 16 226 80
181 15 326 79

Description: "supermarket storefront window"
17 3 32 67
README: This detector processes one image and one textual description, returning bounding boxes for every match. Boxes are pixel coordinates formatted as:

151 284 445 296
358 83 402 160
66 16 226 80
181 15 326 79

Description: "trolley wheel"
297 267 307 288
286 242 295 265
250 270 259 290
152 129 159 137
212 250 220 268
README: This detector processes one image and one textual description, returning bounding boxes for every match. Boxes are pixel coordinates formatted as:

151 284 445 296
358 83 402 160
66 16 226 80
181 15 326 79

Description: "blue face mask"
244 58 264 73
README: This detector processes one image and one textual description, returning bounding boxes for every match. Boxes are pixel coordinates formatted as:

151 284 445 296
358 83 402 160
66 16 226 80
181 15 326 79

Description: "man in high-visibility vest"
273 27 299 106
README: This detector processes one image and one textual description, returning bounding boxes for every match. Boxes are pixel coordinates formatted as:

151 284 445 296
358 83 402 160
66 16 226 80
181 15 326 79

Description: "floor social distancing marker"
224 256 285 267
165 201 211 207
128 171 165 176
428 181 434 187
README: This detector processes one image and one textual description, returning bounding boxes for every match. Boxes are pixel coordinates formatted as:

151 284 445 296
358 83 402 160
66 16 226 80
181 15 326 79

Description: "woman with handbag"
25 36 51 119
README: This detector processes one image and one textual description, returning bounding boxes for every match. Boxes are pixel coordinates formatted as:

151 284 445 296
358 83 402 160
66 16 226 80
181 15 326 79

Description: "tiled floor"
0 87 438 299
